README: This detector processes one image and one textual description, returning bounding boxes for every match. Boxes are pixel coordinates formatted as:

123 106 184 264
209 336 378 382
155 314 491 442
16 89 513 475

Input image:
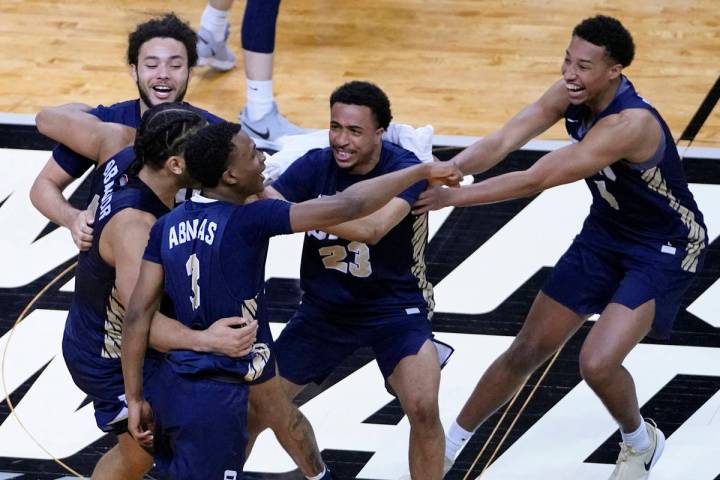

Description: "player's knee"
403 395 440 428
504 338 549 373
579 351 613 386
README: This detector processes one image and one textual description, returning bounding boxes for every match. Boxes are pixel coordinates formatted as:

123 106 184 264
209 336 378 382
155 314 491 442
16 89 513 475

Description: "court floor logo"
0 148 719 478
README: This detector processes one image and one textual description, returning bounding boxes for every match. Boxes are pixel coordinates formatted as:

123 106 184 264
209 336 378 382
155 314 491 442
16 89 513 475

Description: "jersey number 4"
318 241 372 277
185 253 201 310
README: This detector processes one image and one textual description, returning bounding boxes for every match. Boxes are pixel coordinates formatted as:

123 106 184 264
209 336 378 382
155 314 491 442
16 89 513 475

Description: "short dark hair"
573 15 634 67
329 81 393 130
184 122 242 188
127 13 198 68
133 103 207 172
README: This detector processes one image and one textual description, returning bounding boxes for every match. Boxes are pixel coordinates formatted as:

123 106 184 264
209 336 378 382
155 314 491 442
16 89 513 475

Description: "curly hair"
127 13 198 68
329 81 393 130
132 102 207 174
184 122 242 188
573 15 635 67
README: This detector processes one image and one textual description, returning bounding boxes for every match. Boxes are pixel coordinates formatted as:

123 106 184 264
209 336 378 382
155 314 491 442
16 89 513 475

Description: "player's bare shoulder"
596 108 662 163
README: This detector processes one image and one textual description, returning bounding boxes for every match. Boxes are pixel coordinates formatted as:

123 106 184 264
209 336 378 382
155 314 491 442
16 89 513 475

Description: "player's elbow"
35 108 55 135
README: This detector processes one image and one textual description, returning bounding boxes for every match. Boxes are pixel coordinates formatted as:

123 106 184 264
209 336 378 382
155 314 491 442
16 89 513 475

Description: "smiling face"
328 102 384 174
131 37 190 113
561 35 623 112
226 132 266 196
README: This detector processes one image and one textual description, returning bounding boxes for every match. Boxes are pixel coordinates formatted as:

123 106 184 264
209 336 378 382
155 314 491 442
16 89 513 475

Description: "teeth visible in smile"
153 86 171 92
566 83 583 92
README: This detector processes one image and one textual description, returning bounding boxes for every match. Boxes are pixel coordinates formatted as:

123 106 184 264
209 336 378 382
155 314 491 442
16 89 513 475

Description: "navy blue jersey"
271 141 434 319
64 172 169 361
143 196 292 376
53 100 223 178
565 77 706 272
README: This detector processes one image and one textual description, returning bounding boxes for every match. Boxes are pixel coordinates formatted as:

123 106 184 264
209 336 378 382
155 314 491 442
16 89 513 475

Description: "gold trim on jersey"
640 167 706 272
242 299 258 321
102 286 125 359
410 213 435 318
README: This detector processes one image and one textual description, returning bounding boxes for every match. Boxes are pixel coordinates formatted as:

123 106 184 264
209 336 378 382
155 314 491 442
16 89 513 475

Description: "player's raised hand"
127 398 154 448
204 316 258 357
426 160 463 187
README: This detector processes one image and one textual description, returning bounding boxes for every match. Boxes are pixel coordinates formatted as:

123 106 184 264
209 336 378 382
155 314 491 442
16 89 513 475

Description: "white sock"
200 5 229 42
246 79 275 121
445 420 473 460
621 420 651 452
305 464 327 480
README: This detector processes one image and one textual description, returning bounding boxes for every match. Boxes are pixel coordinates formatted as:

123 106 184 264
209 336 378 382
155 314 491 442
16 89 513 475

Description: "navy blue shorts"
543 240 698 339
62 335 135 433
274 308 433 384
146 360 249 480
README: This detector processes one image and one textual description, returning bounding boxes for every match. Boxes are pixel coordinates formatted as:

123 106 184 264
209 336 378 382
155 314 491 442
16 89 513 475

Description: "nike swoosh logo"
644 440 658 471
243 123 271 140
567 118 579 123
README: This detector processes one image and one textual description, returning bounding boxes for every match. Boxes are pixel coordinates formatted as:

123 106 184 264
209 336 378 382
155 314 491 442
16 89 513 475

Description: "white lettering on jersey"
169 220 218 249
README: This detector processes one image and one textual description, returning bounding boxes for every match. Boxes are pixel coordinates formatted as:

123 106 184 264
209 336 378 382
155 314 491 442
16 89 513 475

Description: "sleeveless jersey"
565 76 706 272
64 172 169 362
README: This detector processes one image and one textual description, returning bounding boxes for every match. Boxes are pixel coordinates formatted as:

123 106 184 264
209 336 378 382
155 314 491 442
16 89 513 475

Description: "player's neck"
586 76 622 115
138 168 180 209
348 143 382 175
200 185 249 205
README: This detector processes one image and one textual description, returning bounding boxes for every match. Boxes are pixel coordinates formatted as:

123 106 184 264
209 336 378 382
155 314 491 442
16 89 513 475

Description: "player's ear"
130 64 138 83
166 155 185 175
607 62 622 81
221 168 238 186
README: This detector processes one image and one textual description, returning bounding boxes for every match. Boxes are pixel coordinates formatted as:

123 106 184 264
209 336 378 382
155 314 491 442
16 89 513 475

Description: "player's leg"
247 375 325 477
239 0 305 142
387 339 444 480
445 241 612 468
197 0 237 71
90 432 152 480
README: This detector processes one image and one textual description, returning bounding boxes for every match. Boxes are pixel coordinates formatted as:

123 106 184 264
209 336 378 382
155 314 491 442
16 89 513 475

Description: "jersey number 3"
318 241 372 278
185 253 201 310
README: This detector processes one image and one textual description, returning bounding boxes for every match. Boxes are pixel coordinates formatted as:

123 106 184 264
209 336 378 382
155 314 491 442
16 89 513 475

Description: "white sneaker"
608 419 665 480
196 26 236 71
240 102 306 142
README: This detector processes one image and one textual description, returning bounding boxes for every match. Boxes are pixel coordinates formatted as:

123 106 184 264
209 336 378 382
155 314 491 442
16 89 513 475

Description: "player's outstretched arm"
450 80 568 176
289 160 461 233
413 108 660 212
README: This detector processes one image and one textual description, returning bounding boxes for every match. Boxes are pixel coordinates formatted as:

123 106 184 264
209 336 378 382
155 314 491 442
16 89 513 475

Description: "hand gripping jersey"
565 76 706 272
271 141 434 321
143 196 292 379
53 99 223 178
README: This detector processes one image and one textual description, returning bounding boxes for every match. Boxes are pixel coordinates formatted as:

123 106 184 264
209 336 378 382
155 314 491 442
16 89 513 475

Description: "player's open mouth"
152 85 173 99
334 149 353 161
566 83 584 93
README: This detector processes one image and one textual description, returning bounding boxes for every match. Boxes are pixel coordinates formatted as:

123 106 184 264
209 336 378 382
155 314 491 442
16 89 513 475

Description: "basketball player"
121 121 461 479
56 103 260 479
264 81 449 479
37 104 332 480
30 13 222 252
414 15 706 480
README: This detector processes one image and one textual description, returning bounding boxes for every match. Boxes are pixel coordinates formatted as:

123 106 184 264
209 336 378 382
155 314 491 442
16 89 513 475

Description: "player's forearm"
340 163 429 219
453 133 510 176
322 217 380 245
121 308 152 402
35 104 91 142
448 170 540 207
29 176 80 228
149 312 210 353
